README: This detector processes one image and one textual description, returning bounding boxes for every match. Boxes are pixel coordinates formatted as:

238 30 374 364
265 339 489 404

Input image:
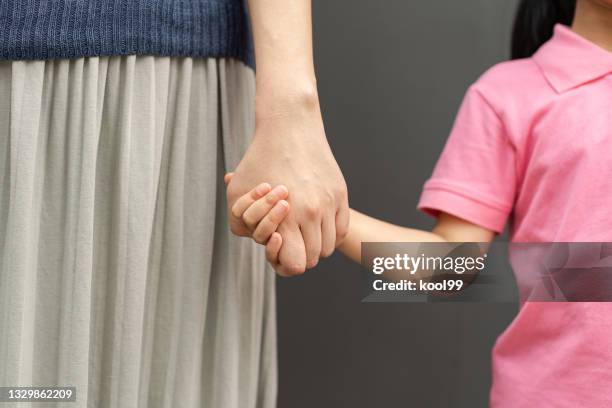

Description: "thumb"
224 172 235 185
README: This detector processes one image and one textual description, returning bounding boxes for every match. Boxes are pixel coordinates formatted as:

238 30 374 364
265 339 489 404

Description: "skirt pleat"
0 56 276 408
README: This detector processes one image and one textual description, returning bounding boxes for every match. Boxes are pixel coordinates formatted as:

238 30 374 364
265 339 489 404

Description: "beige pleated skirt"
0 56 276 408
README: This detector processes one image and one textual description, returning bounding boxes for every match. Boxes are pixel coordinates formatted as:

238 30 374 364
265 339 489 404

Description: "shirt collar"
533 24 612 93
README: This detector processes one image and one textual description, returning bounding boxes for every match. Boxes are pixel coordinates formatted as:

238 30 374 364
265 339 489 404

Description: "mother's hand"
226 104 349 276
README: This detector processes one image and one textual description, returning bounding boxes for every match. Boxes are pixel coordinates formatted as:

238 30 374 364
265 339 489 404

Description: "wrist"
255 79 321 122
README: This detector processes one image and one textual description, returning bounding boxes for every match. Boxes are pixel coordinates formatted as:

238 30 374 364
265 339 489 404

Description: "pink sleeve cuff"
417 184 510 234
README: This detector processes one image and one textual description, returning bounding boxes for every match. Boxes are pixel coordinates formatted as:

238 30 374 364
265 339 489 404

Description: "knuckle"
253 233 267 245
231 206 242 219
242 213 256 228
266 193 278 204
303 203 321 219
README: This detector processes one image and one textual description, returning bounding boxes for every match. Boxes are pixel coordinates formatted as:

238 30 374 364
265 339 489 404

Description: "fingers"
231 182 271 219
224 172 234 185
228 216 251 237
277 221 307 276
266 232 283 265
301 219 322 268
321 213 336 258
253 200 290 244
242 185 288 230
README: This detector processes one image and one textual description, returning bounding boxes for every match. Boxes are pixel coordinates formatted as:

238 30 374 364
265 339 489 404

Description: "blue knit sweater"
0 0 254 68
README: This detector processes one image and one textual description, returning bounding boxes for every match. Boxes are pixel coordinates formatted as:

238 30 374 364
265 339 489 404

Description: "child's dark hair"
511 0 576 59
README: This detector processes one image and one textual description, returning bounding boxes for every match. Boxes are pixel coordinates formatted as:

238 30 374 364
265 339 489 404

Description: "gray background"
277 1 521 407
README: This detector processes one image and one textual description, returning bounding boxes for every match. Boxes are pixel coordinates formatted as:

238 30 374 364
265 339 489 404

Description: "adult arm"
226 0 349 276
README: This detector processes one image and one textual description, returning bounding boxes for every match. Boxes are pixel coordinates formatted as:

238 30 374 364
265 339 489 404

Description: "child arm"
225 174 495 270
337 209 495 264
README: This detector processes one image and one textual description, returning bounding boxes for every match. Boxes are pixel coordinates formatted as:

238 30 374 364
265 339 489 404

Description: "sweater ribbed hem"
0 1 254 68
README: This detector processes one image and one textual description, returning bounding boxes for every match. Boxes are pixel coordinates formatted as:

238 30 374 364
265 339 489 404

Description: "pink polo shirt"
418 25 612 407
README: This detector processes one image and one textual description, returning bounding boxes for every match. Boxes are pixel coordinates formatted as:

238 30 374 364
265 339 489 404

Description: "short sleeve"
417 86 517 233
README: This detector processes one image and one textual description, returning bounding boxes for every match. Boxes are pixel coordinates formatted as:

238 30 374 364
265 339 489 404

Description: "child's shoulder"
469 58 552 112
475 58 547 93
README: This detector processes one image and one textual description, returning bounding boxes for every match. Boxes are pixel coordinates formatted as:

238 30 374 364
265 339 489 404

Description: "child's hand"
224 173 291 268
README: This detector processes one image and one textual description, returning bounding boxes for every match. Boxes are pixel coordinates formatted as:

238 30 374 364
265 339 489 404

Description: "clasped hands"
225 111 349 276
